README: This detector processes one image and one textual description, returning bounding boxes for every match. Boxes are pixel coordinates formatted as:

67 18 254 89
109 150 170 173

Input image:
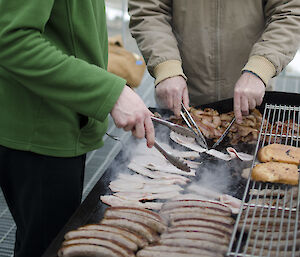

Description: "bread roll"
258 144 300 165
251 162 299 185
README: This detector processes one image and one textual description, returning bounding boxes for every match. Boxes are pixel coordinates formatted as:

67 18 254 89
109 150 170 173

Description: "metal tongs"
180 103 208 149
211 116 236 149
151 116 192 172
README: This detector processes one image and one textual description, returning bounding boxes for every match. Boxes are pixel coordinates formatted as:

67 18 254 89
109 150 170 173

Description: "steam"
187 160 233 199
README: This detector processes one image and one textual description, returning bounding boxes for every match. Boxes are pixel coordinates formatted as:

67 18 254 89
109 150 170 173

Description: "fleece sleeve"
0 0 125 122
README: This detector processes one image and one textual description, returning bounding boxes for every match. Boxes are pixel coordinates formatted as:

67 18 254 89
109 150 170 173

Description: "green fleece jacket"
0 0 126 157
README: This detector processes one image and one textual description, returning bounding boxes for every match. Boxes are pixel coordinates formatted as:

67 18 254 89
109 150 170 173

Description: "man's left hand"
234 72 265 124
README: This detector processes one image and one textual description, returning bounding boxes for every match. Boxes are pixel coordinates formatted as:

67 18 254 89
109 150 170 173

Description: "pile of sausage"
58 206 166 257
58 199 235 257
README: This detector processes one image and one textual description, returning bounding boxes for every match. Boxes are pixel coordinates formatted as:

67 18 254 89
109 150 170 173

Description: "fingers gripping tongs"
180 103 208 149
150 116 193 172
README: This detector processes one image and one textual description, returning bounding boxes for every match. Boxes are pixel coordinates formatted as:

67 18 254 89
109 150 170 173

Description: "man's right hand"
110 86 155 148
155 76 190 117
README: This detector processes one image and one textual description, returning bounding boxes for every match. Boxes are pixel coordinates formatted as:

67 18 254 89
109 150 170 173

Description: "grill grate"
228 104 300 257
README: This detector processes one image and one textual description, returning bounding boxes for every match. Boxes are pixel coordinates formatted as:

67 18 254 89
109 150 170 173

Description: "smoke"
189 160 232 195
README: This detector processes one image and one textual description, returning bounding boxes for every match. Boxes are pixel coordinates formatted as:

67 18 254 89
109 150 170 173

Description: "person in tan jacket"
128 0 300 123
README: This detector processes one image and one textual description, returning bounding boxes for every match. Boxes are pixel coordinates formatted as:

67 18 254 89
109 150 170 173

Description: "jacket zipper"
216 0 221 101
66 0 78 57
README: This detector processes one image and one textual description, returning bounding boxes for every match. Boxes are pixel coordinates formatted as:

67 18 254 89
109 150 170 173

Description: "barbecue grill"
42 91 300 257
227 104 300 257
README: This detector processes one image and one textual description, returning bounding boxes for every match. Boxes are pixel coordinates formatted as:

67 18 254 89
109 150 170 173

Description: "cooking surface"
42 92 300 257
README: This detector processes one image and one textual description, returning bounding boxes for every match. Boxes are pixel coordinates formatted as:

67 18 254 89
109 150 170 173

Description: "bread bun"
251 162 299 185
258 143 300 165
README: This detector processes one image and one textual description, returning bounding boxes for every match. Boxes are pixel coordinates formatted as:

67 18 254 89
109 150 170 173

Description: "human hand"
110 86 155 148
155 76 189 117
234 72 265 124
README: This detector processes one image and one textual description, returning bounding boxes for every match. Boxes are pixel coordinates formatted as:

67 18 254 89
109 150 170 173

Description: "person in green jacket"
0 1 155 257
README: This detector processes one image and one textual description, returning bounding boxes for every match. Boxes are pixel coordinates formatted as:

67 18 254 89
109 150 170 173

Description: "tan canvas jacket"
129 0 300 105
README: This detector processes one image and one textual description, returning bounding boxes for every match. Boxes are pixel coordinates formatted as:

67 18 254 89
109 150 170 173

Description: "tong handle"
181 103 208 149
151 116 197 138
154 141 191 172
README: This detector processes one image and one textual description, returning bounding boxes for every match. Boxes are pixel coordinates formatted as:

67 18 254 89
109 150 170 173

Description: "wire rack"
227 104 300 257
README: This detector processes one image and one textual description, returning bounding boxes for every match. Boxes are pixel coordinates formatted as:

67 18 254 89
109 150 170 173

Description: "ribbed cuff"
153 60 187 86
242 55 276 85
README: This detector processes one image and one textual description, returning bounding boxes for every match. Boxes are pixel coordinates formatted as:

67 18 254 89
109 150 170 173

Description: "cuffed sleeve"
154 60 187 85
242 55 276 85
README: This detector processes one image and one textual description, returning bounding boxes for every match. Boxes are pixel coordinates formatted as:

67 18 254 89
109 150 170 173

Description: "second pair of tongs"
211 116 236 149
180 103 208 149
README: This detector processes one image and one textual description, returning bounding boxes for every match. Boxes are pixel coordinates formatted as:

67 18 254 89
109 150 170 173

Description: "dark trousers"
0 145 86 257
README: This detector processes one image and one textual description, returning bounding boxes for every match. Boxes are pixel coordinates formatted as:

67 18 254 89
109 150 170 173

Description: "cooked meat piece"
248 229 300 240
118 173 187 186
171 193 211 201
226 147 253 161
101 218 159 243
191 120 213 139
144 163 196 176
162 206 232 219
104 209 167 233
78 224 147 248
247 237 300 251
236 125 258 137
247 197 298 208
161 231 229 244
58 244 124 257
137 249 215 257
127 162 190 184
161 205 230 218
110 179 144 190
161 199 231 214
130 153 196 176
64 229 137 251
219 194 242 214
238 222 298 232
139 245 223 257
191 107 219 117
240 216 299 226
245 247 300 257
220 112 234 122
113 191 181 202
168 212 234 225
212 115 222 128
148 141 200 160
242 207 297 220
171 219 233 234
106 207 166 224
249 188 289 197
170 131 207 153
62 238 134 257
100 195 163 210
167 225 232 237
159 238 228 254
109 180 184 194
182 159 202 169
